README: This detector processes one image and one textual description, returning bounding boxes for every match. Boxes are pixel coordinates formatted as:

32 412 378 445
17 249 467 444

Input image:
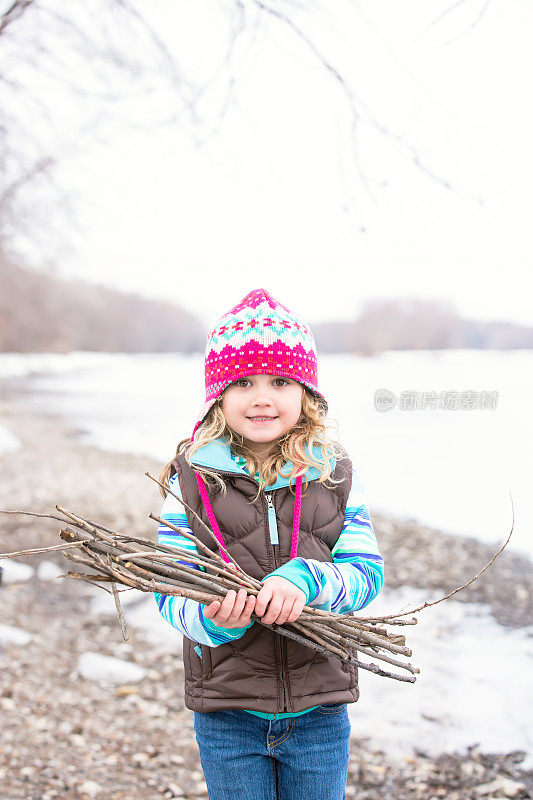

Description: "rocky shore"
0 392 531 800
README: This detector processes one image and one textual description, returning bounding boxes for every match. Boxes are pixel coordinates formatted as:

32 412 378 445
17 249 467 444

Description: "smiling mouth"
247 416 278 420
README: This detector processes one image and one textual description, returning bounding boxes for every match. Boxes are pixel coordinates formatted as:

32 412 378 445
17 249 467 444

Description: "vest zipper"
264 491 289 713
265 492 279 544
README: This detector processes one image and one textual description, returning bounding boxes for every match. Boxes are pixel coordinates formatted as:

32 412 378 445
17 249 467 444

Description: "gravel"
0 394 531 800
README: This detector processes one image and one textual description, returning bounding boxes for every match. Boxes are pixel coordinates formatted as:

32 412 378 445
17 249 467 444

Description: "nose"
250 387 274 406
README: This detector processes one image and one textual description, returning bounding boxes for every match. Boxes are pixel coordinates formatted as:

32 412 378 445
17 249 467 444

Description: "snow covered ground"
0 425 21 456
83 582 533 768
1 349 530 558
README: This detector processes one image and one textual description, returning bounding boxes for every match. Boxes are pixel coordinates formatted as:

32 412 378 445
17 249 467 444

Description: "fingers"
286 596 306 623
255 578 307 626
204 572 307 630
203 600 221 619
274 596 305 625
204 587 256 629
218 588 246 621
240 594 256 623
260 594 285 625
263 595 305 626
254 584 273 618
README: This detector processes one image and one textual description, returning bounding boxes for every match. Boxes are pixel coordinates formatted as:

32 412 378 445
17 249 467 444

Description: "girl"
154 288 384 800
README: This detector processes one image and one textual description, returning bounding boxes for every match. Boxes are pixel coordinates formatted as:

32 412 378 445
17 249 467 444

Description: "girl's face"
220 373 304 457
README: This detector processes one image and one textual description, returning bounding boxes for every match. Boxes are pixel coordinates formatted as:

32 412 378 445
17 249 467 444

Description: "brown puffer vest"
170 447 359 714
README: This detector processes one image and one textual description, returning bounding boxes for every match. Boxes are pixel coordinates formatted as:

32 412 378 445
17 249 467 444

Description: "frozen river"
0 348 530 558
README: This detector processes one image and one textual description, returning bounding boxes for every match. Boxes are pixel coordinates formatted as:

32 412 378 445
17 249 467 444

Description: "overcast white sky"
9 0 533 330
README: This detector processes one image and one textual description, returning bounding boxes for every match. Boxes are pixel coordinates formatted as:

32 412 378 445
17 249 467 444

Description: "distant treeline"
0 259 205 353
313 298 533 354
1 260 532 353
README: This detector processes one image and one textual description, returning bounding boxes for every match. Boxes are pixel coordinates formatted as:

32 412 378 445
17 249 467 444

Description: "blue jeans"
193 704 351 800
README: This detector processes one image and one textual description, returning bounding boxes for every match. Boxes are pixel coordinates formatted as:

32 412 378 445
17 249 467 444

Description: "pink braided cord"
191 417 303 563
195 471 231 563
290 475 303 559
194 471 303 564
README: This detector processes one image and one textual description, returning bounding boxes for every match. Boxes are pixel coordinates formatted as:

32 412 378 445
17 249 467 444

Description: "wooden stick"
58 520 419 669
107 554 129 643
368 493 515 621
149 510 260 589
116 546 258 591
0 540 92 558
145 472 252 578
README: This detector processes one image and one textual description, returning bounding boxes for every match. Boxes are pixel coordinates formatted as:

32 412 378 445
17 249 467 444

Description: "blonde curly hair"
158 386 348 504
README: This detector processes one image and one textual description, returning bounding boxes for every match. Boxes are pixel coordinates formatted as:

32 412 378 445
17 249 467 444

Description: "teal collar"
190 435 335 490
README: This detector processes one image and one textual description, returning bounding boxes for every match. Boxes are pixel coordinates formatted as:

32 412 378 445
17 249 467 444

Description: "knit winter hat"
192 288 327 437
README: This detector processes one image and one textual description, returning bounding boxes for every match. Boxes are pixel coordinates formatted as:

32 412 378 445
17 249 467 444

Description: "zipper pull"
266 493 279 545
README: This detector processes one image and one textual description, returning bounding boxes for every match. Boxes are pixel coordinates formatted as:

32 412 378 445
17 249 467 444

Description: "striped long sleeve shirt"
153 459 384 647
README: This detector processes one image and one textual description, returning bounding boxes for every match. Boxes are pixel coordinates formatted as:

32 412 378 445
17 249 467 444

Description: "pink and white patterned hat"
192 288 327 437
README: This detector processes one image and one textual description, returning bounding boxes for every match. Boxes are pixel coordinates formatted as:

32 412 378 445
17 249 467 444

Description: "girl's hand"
203 563 256 629
255 576 307 625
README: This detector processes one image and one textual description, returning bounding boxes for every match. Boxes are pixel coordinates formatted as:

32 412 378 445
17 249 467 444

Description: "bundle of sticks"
0 475 514 687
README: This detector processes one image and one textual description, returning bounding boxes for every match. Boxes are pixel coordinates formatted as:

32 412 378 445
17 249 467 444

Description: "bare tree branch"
0 0 34 37
249 0 475 206
415 0 493 46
